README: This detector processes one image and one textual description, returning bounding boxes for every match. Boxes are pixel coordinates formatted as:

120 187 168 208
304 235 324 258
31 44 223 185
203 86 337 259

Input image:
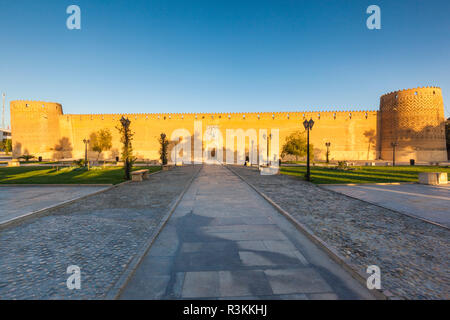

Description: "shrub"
337 161 348 170
73 159 86 167
18 154 35 162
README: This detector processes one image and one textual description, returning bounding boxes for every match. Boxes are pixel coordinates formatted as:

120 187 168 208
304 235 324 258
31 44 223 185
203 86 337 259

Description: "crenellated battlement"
380 86 442 100
10 100 63 115
9 86 447 162
63 109 378 121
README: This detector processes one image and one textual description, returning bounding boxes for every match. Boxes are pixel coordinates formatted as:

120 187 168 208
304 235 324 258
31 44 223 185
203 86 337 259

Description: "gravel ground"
229 166 450 300
0 165 199 300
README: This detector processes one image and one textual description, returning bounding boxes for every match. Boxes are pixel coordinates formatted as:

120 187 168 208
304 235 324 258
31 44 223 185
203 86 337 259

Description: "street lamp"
175 136 183 165
2 93 5 130
83 138 90 167
391 141 398 166
391 107 398 167
325 142 331 164
262 133 272 166
303 119 315 181
251 140 254 165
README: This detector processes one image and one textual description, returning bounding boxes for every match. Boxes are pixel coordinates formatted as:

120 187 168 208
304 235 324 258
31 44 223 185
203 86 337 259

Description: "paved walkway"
323 184 450 228
0 166 198 299
120 165 374 299
230 166 450 299
0 186 109 225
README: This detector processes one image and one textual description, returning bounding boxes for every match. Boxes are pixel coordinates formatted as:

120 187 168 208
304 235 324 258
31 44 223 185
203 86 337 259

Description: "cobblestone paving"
0 166 199 299
230 166 450 300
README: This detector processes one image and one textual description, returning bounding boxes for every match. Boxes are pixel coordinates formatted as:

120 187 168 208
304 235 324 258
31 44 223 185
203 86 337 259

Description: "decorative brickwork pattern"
380 87 447 162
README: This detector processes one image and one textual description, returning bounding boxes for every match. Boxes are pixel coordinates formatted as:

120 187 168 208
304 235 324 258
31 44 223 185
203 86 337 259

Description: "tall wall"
10 86 447 163
10 102 379 162
10 100 63 158
379 87 448 162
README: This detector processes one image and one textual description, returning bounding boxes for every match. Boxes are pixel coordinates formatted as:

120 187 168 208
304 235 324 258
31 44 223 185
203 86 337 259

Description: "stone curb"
318 185 450 231
227 165 398 301
0 170 162 230
0 184 113 187
106 165 202 300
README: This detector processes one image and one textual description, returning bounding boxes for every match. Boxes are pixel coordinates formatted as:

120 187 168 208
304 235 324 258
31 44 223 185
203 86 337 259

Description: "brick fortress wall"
9 87 448 163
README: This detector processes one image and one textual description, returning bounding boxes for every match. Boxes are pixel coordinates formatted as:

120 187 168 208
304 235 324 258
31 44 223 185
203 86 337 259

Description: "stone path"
230 166 450 299
120 165 374 299
0 186 109 225
323 184 450 228
0 166 199 299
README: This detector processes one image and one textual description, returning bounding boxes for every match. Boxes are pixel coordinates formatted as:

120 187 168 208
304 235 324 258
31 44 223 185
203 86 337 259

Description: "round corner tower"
10 100 63 158
379 87 448 162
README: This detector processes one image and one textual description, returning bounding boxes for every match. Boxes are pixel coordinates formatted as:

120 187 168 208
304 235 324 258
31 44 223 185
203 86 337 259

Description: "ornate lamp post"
391 141 398 166
325 142 331 164
2 93 5 129
174 141 177 165
391 106 398 167
262 133 272 166
250 140 254 165
175 136 183 165
303 118 315 181
82 138 90 167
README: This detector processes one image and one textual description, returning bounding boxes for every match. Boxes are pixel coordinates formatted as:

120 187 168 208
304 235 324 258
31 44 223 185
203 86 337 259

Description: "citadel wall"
9 87 448 163
10 105 379 163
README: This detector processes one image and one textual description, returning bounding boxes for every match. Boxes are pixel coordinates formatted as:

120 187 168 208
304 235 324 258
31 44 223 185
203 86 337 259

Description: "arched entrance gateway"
203 125 223 164
210 148 216 159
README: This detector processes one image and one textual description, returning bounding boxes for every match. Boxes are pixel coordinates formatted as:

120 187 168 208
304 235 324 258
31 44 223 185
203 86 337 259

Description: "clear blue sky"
1 0 449 127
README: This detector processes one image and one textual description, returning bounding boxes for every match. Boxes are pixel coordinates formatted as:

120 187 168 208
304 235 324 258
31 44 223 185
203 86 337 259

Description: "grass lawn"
0 161 58 165
281 165 450 184
0 166 162 185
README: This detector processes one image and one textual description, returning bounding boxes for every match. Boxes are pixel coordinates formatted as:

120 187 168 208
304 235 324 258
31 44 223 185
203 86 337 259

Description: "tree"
116 117 134 180
281 130 314 161
325 147 330 164
159 133 169 165
90 129 112 163
1 139 12 155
